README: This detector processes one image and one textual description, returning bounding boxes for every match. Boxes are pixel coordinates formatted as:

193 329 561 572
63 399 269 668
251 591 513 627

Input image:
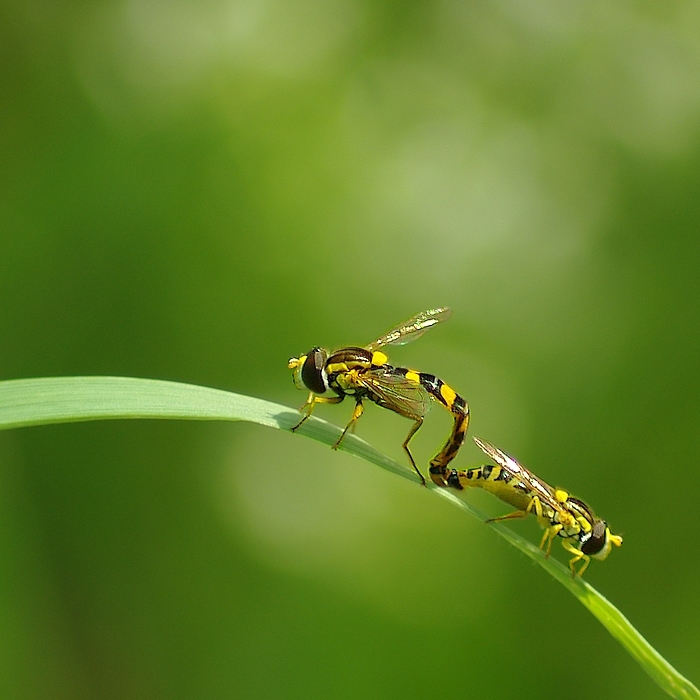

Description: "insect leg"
291 393 343 431
402 418 426 486
486 494 542 524
332 399 364 450
539 523 562 557
562 539 589 577
486 510 528 524
526 495 544 518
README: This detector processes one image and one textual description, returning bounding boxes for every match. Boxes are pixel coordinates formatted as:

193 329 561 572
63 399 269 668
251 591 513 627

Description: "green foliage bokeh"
1 2 699 698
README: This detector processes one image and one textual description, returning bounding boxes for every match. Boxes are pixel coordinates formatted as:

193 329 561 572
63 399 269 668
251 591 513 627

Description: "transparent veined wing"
365 308 451 351
472 436 563 513
357 369 432 421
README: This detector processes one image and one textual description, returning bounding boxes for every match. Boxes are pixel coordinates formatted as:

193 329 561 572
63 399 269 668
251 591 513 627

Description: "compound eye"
301 347 329 394
581 520 607 556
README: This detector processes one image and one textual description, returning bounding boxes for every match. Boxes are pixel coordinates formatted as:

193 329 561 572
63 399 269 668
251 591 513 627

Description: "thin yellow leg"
540 524 562 558
487 510 527 524
291 393 343 431
332 400 364 450
487 495 542 524
562 539 589 577
528 497 543 518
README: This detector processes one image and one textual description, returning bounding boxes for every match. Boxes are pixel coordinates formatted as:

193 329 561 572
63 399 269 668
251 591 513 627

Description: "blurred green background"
1 1 699 698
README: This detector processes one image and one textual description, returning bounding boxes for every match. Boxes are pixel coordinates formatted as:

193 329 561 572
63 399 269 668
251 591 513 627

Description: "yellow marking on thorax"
327 361 350 374
440 383 457 406
404 370 421 384
578 517 592 534
371 350 388 366
554 489 569 504
335 369 361 391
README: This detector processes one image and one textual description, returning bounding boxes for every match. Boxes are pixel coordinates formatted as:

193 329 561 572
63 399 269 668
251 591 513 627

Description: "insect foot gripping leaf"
445 436 622 577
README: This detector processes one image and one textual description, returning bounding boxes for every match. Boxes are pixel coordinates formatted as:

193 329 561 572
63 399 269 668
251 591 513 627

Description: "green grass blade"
0 376 295 430
0 376 697 699
431 489 699 700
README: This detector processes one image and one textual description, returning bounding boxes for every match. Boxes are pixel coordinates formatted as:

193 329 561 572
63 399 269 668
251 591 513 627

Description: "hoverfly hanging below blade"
444 436 622 576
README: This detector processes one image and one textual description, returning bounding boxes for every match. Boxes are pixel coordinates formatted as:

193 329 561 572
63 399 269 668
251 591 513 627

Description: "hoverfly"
288 308 469 486
445 436 622 576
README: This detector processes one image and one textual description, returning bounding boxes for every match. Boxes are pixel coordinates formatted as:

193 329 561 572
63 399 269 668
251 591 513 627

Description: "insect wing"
473 437 561 512
357 370 431 421
366 308 451 351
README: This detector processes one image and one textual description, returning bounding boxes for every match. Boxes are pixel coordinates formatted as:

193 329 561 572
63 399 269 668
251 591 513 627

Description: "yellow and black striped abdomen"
394 368 470 487
447 465 535 512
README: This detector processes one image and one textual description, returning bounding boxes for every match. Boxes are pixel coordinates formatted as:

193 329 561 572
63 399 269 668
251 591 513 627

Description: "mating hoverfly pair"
288 308 622 576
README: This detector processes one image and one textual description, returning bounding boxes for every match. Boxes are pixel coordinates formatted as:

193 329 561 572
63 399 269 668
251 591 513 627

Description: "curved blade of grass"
0 376 697 700
431 489 699 700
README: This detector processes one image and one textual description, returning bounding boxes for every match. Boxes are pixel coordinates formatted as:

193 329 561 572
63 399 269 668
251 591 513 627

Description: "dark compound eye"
301 347 329 394
581 519 607 556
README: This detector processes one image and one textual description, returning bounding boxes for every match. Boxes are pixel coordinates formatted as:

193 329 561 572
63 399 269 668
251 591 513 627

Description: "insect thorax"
325 347 374 396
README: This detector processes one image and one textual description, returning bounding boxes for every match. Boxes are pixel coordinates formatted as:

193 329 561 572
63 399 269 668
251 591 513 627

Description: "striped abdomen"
395 368 470 487
446 465 536 512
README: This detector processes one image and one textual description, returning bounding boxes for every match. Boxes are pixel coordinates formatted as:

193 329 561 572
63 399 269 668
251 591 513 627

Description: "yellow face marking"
404 370 421 384
288 355 305 370
289 355 307 389
440 383 457 407
371 350 388 366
